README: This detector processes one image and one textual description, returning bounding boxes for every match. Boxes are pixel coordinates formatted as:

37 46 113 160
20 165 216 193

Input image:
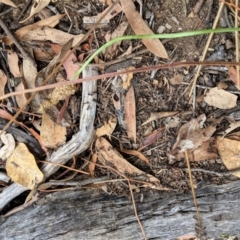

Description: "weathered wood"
1 180 240 240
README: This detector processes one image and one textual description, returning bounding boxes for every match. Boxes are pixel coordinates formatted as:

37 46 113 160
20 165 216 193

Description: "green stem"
72 27 240 80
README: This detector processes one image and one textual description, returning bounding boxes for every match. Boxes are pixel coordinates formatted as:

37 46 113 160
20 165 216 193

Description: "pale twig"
189 1 225 97
184 150 203 239
235 0 240 87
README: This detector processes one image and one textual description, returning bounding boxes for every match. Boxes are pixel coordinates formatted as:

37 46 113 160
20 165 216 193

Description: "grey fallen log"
1 180 240 240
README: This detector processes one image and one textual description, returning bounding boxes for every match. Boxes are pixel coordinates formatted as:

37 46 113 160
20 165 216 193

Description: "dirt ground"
0 0 240 215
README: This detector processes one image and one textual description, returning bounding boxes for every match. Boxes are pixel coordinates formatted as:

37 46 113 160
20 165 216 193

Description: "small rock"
165 23 172 29
157 25 166 33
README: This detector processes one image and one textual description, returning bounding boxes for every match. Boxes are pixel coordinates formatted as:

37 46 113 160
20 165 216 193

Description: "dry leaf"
20 0 51 23
172 114 217 154
228 66 238 84
6 143 44 189
174 138 218 161
22 26 84 46
124 85 136 143
23 57 38 91
0 70 7 97
96 117 117 138
0 131 15 160
89 153 98 176
7 51 21 77
15 81 28 109
222 121 240 137
216 137 240 178
0 0 17 8
142 111 178 126
96 137 166 190
120 0 168 58
63 51 79 80
204 87 237 109
119 148 149 164
169 74 183 85
41 111 66 149
98 3 122 21
121 66 135 89
105 21 128 58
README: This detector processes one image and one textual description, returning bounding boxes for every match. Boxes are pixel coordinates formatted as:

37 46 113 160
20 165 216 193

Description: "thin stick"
235 0 240 87
127 179 147 240
189 1 225 97
0 18 35 66
1 60 240 100
184 150 203 238
0 2 119 135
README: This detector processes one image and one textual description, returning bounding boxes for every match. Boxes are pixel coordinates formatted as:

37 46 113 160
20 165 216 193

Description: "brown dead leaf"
169 74 183 85
216 137 240 178
172 114 217 154
121 66 135 89
98 3 122 21
119 148 149 164
217 81 228 90
120 0 168 59
6 143 44 189
41 111 66 149
7 51 28 108
0 70 7 97
99 0 113 6
142 111 178 126
7 51 21 78
20 0 51 23
63 51 79 80
0 0 17 8
89 153 98 176
228 66 238 84
204 87 237 109
174 138 218 161
23 56 38 91
96 137 166 189
105 21 128 59
124 86 136 143
222 121 240 137
22 26 84 47
96 117 117 138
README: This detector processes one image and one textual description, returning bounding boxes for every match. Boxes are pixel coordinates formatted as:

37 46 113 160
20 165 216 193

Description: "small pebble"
157 25 166 33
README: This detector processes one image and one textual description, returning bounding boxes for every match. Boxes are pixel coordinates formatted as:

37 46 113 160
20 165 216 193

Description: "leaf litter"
0 0 240 229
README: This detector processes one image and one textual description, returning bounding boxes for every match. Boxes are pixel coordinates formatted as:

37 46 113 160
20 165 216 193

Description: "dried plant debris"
95 137 167 190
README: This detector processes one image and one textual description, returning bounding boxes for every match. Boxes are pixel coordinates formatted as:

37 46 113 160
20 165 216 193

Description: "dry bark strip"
0 66 98 211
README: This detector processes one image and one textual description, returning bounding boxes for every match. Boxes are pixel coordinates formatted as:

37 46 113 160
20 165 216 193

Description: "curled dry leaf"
119 148 149 164
0 0 17 8
120 0 168 59
204 87 237 109
96 117 117 138
96 137 166 190
22 26 84 47
222 121 240 137
216 137 240 178
124 85 136 143
172 114 217 155
0 131 15 160
0 70 7 97
142 111 178 126
6 143 44 190
63 51 80 80
7 51 28 108
20 0 51 23
105 21 128 59
40 111 66 149
228 66 238 84
174 138 218 161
